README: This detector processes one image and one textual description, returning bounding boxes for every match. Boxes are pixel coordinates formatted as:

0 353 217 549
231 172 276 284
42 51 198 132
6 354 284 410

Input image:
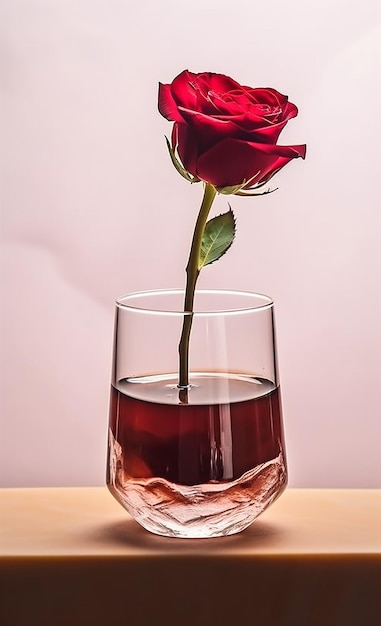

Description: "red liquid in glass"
107 376 286 487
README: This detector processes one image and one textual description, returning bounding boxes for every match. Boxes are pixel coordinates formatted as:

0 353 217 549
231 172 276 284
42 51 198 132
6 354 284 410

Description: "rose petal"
169 70 200 111
174 123 199 177
201 72 243 94
247 87 288 108
196 137 306 188
177 107 294 147
236 118 291 142
158 83 184 122
171 70 244 114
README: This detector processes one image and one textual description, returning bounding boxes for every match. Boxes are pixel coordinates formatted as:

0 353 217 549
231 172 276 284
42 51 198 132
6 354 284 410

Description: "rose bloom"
159 70 306 190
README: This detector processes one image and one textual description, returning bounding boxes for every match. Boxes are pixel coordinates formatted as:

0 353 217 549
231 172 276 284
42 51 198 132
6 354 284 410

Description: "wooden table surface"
1 487 380 626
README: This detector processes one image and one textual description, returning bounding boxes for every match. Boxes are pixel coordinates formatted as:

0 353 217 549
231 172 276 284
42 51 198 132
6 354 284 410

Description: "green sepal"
236 186 277 197
165 137 200 184
198 207 236 270
216 182 248 195
217 171 277 196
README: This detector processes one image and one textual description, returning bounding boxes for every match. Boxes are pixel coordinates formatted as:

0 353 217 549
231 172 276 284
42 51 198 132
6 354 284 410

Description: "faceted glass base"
108 428 287 539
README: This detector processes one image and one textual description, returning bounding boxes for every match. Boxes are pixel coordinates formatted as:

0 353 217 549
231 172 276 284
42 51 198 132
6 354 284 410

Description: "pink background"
1 0 380 487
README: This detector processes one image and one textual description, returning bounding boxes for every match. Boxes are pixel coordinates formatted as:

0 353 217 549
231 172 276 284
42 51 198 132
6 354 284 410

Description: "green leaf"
198 207 236 270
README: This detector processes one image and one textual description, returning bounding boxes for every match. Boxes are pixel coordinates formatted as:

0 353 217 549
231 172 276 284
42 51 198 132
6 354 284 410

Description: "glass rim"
115 289 274 317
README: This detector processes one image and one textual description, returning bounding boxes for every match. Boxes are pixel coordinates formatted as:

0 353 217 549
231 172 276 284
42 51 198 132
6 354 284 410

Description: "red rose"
158 70 306 190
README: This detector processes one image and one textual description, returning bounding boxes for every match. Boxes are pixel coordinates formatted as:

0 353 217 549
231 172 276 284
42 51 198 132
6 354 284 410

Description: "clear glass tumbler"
107 289 287 538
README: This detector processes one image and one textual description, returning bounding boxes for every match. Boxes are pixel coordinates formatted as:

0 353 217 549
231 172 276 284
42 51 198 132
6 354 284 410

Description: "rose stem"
178 182 217 403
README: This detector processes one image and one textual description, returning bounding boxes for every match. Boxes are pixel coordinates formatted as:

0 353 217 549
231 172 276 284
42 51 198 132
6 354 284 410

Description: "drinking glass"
107 289 287 538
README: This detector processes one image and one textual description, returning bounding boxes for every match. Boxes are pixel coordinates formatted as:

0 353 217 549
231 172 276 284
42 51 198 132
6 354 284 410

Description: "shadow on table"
91 516 284 552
